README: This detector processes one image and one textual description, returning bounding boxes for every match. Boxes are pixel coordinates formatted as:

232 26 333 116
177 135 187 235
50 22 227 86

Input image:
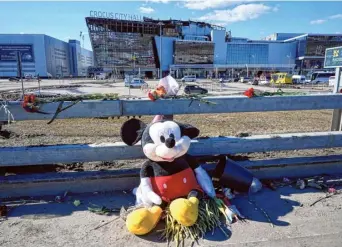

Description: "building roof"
284 33 342 42
85 16 226 31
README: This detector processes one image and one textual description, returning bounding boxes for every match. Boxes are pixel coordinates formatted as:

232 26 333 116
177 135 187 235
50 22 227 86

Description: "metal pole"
289 58 291 73
331 67 342 131
159 24 162 79
134 56 136 74
17 51 24 98
38 75 41 95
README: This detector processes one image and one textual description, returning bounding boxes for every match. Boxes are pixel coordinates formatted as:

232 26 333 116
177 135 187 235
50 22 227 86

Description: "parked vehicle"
94 73 107 80
181 75 197 82
259 79 270 85
271 73 293 84
292 75 306 84
226 78 238 83
240 77 252 83
8 77 20 82
258 75 270 85
127 78 147 88
329 76 336 86
308 72 335 84
249 79 259 85
24 73 35 79
184 85 208 95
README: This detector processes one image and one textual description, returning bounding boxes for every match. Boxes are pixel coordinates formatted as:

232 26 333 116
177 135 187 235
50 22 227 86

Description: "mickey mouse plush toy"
120 118 216 235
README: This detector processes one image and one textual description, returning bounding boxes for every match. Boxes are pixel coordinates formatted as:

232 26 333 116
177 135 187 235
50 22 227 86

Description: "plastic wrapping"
158 75 180 96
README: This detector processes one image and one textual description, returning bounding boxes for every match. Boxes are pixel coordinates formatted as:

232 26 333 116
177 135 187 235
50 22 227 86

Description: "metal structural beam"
2 155 342 198
2 94 342 121
331 67 342 131
1 131 342 167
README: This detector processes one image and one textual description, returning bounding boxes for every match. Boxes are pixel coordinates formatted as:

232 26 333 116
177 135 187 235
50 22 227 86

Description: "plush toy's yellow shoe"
126 206 163 235
169 197 199 227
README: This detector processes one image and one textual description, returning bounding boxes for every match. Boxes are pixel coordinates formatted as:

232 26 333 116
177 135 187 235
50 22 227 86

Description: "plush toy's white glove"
194 166 216 198
135 177 162 207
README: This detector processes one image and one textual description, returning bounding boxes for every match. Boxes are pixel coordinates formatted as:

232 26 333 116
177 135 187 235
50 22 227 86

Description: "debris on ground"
328 187 337 194
310 189 341 207
260 180 277 191
247 199 274 228
0 130 18 139
92 217 120 230
73 200 81 207
54 191 69 203
267 175 342 192
0 205 8 217
87 204 121 215
296 179 306 190
235 132 250 137
223 188 235 199
55 196 63 203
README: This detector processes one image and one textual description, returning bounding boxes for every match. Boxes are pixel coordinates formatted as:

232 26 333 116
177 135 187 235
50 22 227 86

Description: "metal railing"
1 93 342 197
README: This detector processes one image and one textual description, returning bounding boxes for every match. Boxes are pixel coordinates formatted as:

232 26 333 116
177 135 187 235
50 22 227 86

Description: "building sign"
89 11 142 21
0 44 34 62
324 46 342 68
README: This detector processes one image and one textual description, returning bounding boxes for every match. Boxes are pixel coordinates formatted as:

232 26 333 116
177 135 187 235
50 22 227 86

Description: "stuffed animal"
120 118 216 235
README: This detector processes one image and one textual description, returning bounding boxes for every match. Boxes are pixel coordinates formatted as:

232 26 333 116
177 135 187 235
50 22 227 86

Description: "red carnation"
243 88 255 98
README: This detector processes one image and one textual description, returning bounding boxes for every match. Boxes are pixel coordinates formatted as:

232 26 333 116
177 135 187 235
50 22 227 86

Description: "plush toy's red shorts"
151 168 201 202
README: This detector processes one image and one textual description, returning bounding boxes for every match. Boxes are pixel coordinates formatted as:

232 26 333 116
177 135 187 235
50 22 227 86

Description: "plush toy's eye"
160 135 166 143
169 133 175 139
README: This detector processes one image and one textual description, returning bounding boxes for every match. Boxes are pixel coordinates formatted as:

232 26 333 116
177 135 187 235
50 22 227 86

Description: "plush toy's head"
121 119 199 162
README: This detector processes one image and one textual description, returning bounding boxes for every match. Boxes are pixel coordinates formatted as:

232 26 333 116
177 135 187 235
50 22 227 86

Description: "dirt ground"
1 110 342 174
0 110 335 147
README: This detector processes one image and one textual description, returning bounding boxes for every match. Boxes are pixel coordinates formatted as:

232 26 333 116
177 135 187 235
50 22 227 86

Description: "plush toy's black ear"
178 123 200 139
120 119 147 146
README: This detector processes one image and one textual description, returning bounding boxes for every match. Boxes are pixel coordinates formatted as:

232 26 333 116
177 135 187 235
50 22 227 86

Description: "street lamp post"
251 54 255 76
248 54 255 77
157 22 164 79
287 54 291 74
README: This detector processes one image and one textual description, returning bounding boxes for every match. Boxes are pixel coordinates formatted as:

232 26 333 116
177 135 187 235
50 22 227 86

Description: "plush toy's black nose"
165 137 176 148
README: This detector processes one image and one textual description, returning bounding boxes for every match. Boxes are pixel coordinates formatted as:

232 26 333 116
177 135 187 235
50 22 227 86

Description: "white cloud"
184 0 255 10
197 4 276 24
329 14 342 19
310 19 326 25
139 6 155 14
146 0 169 3
212 22 227 27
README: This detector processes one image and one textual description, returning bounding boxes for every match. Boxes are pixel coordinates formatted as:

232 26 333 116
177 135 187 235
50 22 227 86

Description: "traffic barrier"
1 94 342 198
1 94 342 121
